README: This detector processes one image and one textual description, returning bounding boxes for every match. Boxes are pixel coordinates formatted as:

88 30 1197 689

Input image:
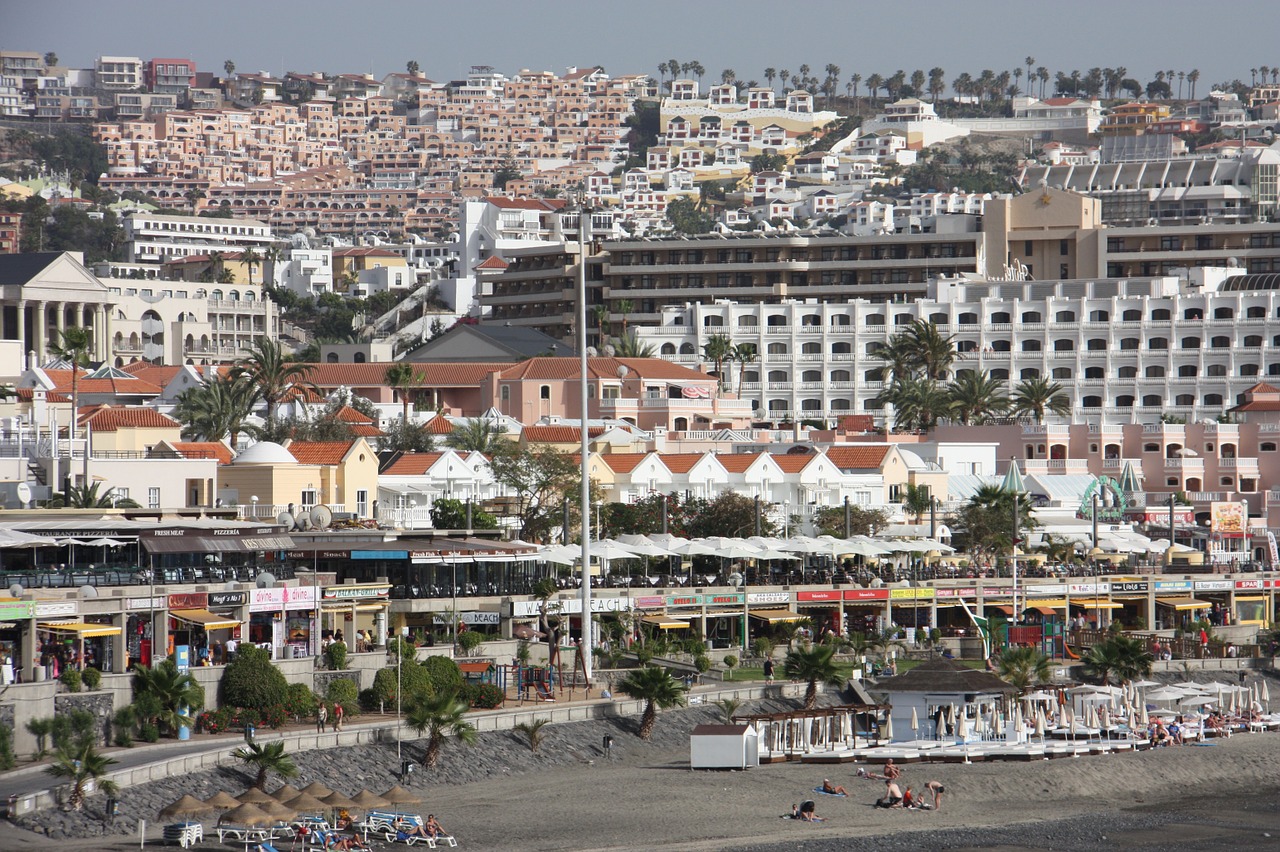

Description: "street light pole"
577 205 593 685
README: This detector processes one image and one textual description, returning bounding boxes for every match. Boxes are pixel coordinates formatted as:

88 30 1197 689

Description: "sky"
5 0 1280 91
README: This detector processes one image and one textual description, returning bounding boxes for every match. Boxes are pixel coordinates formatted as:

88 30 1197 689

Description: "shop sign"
981 586 1010 597
291 550 350 560
127 596 164 609
705 593 744 605
208 591 247 607
352 550 406 560
844 588 890 602
1210 501 1246 539
1154 580 1192 592
436 612 500 625
168 592 207 609
35 601 77 618
322 585 390 601
1234 579 1263 590
0 601 33 620
890 588 935 600
249 588 285 612
285 587 316 608
1112 581 1149 594
747 592 790 605
1069 583 1110 595
1029 584 1066 596
633 596 665 609
797 590 842 602
1194 580 1232 591
667 595 701 608
509 597 635 618
935 587 975 598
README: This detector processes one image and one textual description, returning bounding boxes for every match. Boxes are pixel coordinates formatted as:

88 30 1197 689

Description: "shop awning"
1157 597 1212 611
1069 599 1124 610
171 609 241 630
355 603 388 612
641 615 690 630
987 605 1014 615
143 536 217 554
1025 605 1058 616
748 609 805 623
38 622 122 638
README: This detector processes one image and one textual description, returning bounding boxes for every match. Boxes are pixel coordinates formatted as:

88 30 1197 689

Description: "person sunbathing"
424 815 446 839
882 758 902 781
821 779 849 796
797 800 823 822
855 767 884 781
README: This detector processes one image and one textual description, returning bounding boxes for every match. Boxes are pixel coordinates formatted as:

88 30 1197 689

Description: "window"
1184 308 1203 320
1052 367 1072 379
1175 394 1194 406
1082 395 1102 408
1118 366 1137 378
737 315 758 326
356 489 368 517
1122 309 1141 321
1181 337 1201 349
1090 310 1109 322
1120 338 1139 350
1262 442 1278 452
1055 310 1076 323
1206 364 1228 377
148 487 161 509
1054 339 1075 351
1247 306 1266 318
1214 307 1234 319
1060 239 1069 256
865 314 885 325
1211 336 1230 348
1203 393 1224 406
1020 368 1040 379
958 312 978 325
1241 364 1260 376
991 311 1011 324
767 342 788 354
301 489 318 507
1151 309 1171 321
991 369 1009 380
1142 395 1162 407
1145 366 1166 378
1022 340 1042 352
1084 366 1104 379
1116 395 1135 407
540 385 551 400
1149 337 1168 349
1245 335 1263 347
1021 311 1043 323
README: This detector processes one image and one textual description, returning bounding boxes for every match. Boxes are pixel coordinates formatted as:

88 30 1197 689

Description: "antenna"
310 504 333 529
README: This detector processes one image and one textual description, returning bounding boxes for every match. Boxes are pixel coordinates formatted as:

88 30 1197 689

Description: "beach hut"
870 658 1017 743
690 724 760 769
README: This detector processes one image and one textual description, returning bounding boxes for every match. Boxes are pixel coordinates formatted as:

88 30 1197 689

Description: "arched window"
831 341 852 354
1115 395 1135 407
1055 310 1076 322
660 343 676 355
991 311 1011 324
830 314 850 326
831 399 851 410
766 342 788 354
737 315 758 326
1206 364 1228 377
1054 339 1075 351
1084 366 1104 379
830 369 850 382
1022 339 1042 352
1086 339 1107 350
992 340 1011 352
704 315 724 326
1247 306 1266 318
1122 309 1141 321
1021 311 1042 323
1270 364 1280 376
1149 337 1168 349
1120 338 1139 350
1118 366 1138 378
990 368 1009 380
864 368 885 382
1184 308 1203 320
895 313 913 325
1245 335 1263 347
1241 364 1260 376
1181 337 1201 349
1143 442 1160 452
1142 394 1162 407
679 342 696 354
801 341 821 354
957 340 978 352
1262 442 1278 452
766 314 787 326
1214 307 1234 319
1151 308 1171 320
767 370 789 382
801 369 820 382
1052 367 1072 379
929 312 948 325
1179 364 1198 377
864 314 885 326
1203 393 1224 406
801 314 821 326
1020 368 1040 380
801 399 822 411
1175 394 1194 406
1090 310 1109 322
1145 365 1166 378
1082 396 1102 408
326 352 339 363
1211 336 1230 348
958 312 978 325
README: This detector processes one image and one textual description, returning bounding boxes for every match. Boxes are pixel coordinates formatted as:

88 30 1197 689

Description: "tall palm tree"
51 326 94 446
1011 376 1071 423
1025 56 1036 89
883 375 952 432
947 371 1009 425
240 247 261 286
732 342 757 393
404 690 478 768
47 742 118 811
763 67 776 91
1084 635 1153 685
49 482 141 509
614 299 635 335
612 333 656 358
131 660 202 737
173 373 259 445
783 644 840 709
1187 69 1200 99
446 418 509 453
901 482 933 524
384 362 422 425
230 339 318 421
231 741 298 788
865 73 884 103
701 334 733 391
996 646 1053 690
617 665 688 739
903 320 957 380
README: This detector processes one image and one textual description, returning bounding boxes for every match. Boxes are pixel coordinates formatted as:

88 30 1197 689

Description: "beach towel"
813 787 847 797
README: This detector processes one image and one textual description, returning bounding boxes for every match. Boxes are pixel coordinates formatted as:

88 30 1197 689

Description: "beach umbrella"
1145 687 1185 703
1264 681 1271 706
955 711 968 742
237 788 276 805
1140 704 1149 726
270 784 301 802
990 706 1001 740
884 713 894 742
380 785 422 805
322 791 358 810
218 803 273 826
285 792 329 813
204 792 241 810
262 800 297 823
910 707 919 737
350 790 391 810
301 781 334 798
160 794 216 818
1035 707 1047 741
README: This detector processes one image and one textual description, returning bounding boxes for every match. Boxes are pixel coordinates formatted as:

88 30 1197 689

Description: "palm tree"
47 742 118 811
865 73 884 103
405 690 478 768
901 482 933 524
48 482 141 509
763 67 776 91
223 60 236 78
51 326 94 446
783 644 840 709
996 646 1053 690
947 371 1009 424
881 375 952 432
446 418 509 453
406 60 420 75
231 741 298 788
384 362 422 426
612 332 656 358
1083 635 1153 685
1188 69 1200 100
732 342 757 393
131 661 202 737
591 304 609 339
513 718 551 753
1036 67 1050 99
928 67 946 102
240 247 261 287
613 299 635 335
701 333 733 390
617 665 688 740
903 320 957 380
1025 56 1036 89
230 339 318 421
1011 376 1071 423
173 373 259 446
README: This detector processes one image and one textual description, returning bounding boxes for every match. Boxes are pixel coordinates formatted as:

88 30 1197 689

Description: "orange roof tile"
288 440 358 465
826 445 891 470
498 357 711 383
423 416 456 434
349 423 383 437
658 453 706 474
381 452 444 475
331 405 375 424
15 387 71 403
523 425 606 443
599 452 648 473
769 453 818 473
301 362 511 387
171 441 234 464
718 453 763 474
42 369 162 396
77 406 180 431
475 255 509 270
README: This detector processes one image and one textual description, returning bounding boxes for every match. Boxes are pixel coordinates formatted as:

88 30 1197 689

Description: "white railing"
239 504 348 520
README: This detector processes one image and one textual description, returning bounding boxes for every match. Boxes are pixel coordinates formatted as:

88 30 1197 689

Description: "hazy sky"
6 0 1280 89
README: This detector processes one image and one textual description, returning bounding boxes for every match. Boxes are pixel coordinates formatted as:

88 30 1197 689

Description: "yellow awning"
641 615 689 630
39 622 122 638
1234 595 1265 602
1068 599 1124 610
1025 598 1067 609
749 609 805 623
356 603 388 612
1157 597 1212 611
170 609 241 630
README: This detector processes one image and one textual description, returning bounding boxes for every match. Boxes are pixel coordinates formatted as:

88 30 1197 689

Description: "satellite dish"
298 514 313 530
292 505 307 522
8 583 24 598
310 505 333 529
15 483 33 505
276 512 296 530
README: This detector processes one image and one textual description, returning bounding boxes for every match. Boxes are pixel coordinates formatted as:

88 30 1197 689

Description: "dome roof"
233 441 296 465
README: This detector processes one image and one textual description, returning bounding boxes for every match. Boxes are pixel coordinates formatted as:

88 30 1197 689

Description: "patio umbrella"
300 781 334 798
1035 708 1047 741
841 539 893 558
910 707 919 737
204 792 242 810
884 712 894 742
612 536 673 558
380 785 422 805
237 788 276 805
262 800 297 823
955 711 969 741
322 791 358 810
670 539 720 556
350 790 390 810
1263 681 1271 706
270 784 301 802
160 794 216 818
285 792 329 813
536 545 579 565
218 803 273 826
1145 687 1186 703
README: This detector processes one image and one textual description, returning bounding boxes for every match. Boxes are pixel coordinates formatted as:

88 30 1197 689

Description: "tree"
1083 635 1153 685
223 60 236 78
880 375 952 432
1012 376 1071 423
1146 79 1172 100
617 665 687 740
131 659 203 737
384 362 422 426
220 644 289 709
1188 69 1200 100
813 505 891 538
612 332 656 358
446 418 510 454
488 449 583 541
405 690 478 768
997 646 1053 690
47 741 117 811
431 497 498 530
763 67 776 91
231 339 318 420
173 373 259 445
952 484 1037 563
686 491 776 538
493 154 522 189
702 333 733 390
732 342 757 392
901 482 933 524
512 718 551 753
240 247 261 286
51 326 94 446
783 644 841 709
407 60 420 75
379 418 436 453
231 741 297 789
44 52 58 67
947 371 1009 425
47 481 140 508
665 196 714 234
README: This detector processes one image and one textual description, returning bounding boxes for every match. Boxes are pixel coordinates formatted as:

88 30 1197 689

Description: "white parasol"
910 707 919 736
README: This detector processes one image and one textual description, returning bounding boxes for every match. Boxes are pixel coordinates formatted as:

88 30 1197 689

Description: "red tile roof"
718 453 762 474
170 441 234 464
331 405 375 424
288 440 358 465
423 416 456 434
658 453 706 474
523 425 606 443
825 445 891 470
42 369 162 396
475 255 509 270
599 452 649 474
485 197 564 211
332 247 401 258
15 387 71 403
301 362 511 387
381 452 444 475
769 453 818 473
498 357 710 382
77 406 181 431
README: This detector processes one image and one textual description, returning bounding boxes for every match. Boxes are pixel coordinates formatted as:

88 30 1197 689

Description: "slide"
1063 643 1080 660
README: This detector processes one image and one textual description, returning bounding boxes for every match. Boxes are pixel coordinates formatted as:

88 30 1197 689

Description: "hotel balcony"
1025 458 1091 475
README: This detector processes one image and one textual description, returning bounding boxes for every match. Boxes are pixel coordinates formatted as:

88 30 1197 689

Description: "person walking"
316 702 328 733
333 702 344 732
763 656 775 683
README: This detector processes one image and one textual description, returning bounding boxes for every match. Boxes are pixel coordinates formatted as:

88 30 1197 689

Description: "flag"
958 598 991 660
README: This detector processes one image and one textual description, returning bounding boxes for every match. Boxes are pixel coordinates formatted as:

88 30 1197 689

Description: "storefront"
1152 580 1204 630
125 595 163 668
320 583 391 648
505 595 634 648
37 601 121 676
1232 579 1267 626
0 599 34 683
890 587 934 631
843 588 891 635
1108 579 1150 628
248 586 316 659
168 592 242 666
702 592 745 649
206 591 247 662
795 590 843 637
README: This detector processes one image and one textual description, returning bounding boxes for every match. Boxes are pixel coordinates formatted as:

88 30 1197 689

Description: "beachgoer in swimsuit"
797 800 823 822
926 780 945 811
821 779 849 796
883 758 901 781
877 779 904 808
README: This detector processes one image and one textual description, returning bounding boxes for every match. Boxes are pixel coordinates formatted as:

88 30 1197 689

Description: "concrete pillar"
111 611 127 673
21 616 38 681
54 301 66 341
14 299 26 352
92 305 105 361
32 301 45 360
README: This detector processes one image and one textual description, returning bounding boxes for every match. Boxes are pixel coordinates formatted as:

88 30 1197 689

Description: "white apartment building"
124 213 276 264
636 266 1280 426
271 247 334 296
95 56 143 90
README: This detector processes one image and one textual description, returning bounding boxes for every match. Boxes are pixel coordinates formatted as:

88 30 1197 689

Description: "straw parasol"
205 792 242 810
323 791 358 810
237 788 277 805
301 781 335 798
271 784 302 802
218 803 273 826
160 794 216 818
262 799 297 823
350 790 391 810
285 792 330 813
380 785 422 805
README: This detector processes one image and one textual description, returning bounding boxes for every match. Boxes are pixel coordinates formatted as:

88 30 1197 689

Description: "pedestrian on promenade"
334 702 344 732
317 703 328 733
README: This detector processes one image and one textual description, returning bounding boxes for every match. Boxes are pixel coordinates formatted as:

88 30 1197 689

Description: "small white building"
690 723 760 769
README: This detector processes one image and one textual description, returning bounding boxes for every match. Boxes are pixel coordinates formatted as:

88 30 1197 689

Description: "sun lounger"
218 826 271 843
162 821 203 848
382 829 437 847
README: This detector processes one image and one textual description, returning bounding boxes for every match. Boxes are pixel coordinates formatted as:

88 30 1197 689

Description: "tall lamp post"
577 204 593 685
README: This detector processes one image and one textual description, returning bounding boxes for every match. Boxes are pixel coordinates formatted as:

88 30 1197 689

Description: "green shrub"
237 707 262 729
51 710 96 750
220 644 289 709
421 656 464 696
695 655 712 675
457 631 484 656
326 678 360 716
81 667 102 690
262 704 287 729
59 668 82 693
371 660 433 706
358 688 381 712
284 683 317 721
0 724 15 770
464 682 505 709
324 641 348 671
139 723 160 742
111 707 137 747
634 646 654 665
